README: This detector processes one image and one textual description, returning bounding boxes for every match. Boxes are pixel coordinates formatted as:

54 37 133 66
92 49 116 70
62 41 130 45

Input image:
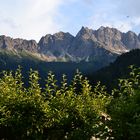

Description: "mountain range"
0 26 140 87
1 26 140 66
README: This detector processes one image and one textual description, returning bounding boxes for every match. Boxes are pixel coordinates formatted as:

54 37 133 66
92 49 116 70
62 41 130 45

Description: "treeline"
0 66 140 140
88 49 140 92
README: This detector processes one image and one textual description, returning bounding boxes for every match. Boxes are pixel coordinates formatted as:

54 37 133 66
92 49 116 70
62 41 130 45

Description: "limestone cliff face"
0 35 38 53
0 26 140 64
122 31 140 50
38 32 74 57
0 36 14 50
13 39 38 53
94 27 127 54
68 26 140 61
68 27 97 59
68 27 118 62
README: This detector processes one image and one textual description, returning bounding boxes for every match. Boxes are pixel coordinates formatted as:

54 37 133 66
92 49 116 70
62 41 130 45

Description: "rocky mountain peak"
53 31 71 37
13 39 38 52
38 32 74 57
0 35 38 52
96 26 122 39
76 27 93 37
125 31 138 41
122 31 140 50
79 26 91 33
0 35 14 49
94 27 126 54
0 26 140 63
126 31 137 36
76 26 94 39
39 32 74 44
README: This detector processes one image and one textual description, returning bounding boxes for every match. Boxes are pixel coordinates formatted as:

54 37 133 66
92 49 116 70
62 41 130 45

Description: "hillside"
0 50 107 87
88 49 140 91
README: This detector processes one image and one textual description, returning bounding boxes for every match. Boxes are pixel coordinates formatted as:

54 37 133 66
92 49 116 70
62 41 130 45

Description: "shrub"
0 69 109 140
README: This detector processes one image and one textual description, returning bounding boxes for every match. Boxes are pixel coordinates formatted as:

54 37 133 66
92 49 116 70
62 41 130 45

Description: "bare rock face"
0 35 14 50
0 26 140 65
76 26 96 41
68 27 96 58
38 32 74 57
68 26 140 61
122 31 140 50
94 27 140 53
13 39 38 53
94 27 127 54
0 35 38 53
68 27 118 62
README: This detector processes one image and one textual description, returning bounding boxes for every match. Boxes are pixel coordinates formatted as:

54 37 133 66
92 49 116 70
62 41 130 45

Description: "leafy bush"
0 66 140 140
107 66 140 140
0 68 110 140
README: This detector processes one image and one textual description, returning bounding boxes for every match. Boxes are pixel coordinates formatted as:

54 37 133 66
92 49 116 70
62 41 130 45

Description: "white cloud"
19 0 66 41
0 0 140 41
88 13 133 32
88 0 140 33
0 0 67 41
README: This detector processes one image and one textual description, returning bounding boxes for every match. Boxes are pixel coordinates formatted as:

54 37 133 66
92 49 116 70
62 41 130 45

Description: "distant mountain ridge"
0 26 140 64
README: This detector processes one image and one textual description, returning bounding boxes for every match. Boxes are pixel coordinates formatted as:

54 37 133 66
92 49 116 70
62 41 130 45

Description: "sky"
0 0 140 41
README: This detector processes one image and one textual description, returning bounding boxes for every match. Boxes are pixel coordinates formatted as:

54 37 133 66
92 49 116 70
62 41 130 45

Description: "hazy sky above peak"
0 0 140 41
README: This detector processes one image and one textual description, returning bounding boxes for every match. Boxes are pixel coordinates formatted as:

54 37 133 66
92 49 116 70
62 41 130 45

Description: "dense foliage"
107 66 140 140
0 66 140 140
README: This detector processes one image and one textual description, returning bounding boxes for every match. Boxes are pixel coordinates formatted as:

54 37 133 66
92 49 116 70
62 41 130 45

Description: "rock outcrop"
0 35 38 53
38 32 74 57
0 26 140 64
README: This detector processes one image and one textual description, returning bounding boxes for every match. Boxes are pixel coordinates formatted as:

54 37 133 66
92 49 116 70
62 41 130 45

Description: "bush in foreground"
0 66 140 140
